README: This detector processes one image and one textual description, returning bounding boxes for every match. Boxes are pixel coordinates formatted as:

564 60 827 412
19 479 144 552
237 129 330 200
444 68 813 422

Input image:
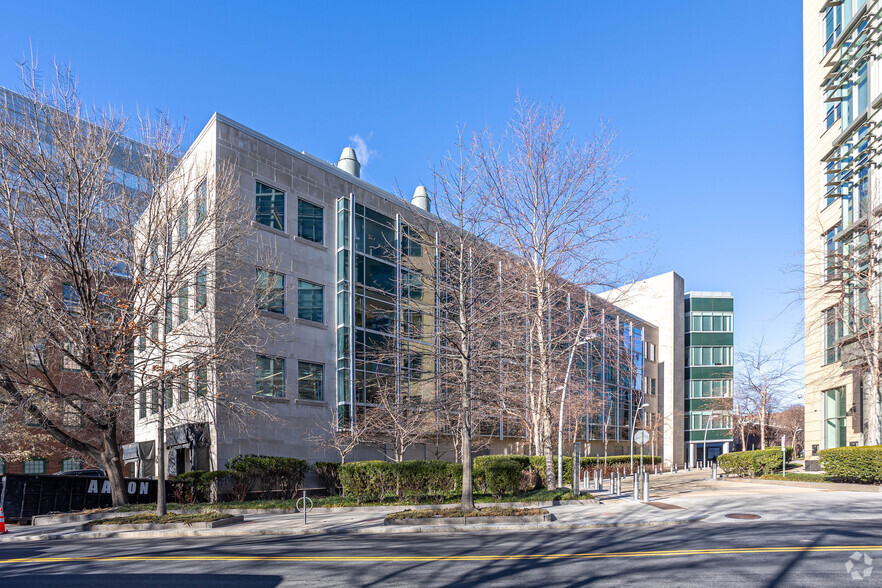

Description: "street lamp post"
629 400 649 470
702 411 724 466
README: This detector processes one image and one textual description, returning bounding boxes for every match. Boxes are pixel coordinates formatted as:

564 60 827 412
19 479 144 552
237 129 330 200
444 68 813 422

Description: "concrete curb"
79 515 244 532
384 514 553 526
27 498 600 522
725 477 882 493
0 514 707 543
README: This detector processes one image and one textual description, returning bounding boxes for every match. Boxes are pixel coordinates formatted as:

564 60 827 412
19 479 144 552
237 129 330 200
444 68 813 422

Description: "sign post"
633 430 650 501
782 435 786 479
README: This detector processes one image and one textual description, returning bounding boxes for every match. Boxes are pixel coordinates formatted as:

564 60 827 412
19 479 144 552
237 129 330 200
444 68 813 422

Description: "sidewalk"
2 470 880 543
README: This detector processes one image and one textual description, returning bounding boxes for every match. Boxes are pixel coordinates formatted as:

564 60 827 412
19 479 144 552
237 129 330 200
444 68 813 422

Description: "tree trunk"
100 427 128 507
156 384 167 517
461 423 475 512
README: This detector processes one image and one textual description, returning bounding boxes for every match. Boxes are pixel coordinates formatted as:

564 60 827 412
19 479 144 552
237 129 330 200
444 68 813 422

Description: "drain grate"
645 502 685 510
725 513 761 520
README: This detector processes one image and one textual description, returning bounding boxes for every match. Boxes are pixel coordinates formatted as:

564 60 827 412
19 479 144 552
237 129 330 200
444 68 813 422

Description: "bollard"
712 462 718 480
633 472 639 501
598 471 603 492
643 472 649 502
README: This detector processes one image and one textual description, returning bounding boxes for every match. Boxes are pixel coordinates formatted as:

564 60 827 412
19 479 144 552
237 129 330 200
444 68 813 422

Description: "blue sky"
0 1 805 392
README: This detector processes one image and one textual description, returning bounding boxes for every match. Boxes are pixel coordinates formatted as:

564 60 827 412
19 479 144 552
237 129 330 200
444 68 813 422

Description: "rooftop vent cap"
337 147 360 178
412 185 431 212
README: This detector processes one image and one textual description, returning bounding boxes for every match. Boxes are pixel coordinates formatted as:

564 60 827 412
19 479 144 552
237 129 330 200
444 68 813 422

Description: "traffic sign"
633 430 650 446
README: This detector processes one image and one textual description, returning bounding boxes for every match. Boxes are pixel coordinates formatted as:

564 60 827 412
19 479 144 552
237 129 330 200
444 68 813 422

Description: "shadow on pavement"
0 574 283 588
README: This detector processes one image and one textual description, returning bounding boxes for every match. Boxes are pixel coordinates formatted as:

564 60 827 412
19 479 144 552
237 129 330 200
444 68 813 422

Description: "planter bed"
84 513 243 531
384 507 552 526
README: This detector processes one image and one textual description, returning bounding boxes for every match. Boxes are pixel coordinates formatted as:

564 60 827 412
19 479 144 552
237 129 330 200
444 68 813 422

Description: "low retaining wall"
385 513 553 526
80 515 244 532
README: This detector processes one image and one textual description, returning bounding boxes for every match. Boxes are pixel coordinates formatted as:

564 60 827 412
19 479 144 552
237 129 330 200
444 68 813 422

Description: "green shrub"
717 447 794 477
313 462 341 495
819 445 882 483
396 460 462 501
338 460 396 503
484 458 522 499
226 455 309 499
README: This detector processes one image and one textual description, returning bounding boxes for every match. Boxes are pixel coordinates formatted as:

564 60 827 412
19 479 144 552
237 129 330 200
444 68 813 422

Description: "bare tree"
477 94 631 489
0 61 266 508
736 338 798 450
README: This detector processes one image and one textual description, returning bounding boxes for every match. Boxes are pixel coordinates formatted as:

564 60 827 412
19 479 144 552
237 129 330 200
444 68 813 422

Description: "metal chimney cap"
411 185 431 212
337 147 360 178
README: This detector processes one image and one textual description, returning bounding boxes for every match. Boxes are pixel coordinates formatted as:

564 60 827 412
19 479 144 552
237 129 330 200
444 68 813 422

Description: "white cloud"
348 132 378 167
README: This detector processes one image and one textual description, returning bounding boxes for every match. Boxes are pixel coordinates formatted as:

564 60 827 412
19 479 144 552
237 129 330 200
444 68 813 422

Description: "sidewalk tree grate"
645 502 685 510
725 513 761 520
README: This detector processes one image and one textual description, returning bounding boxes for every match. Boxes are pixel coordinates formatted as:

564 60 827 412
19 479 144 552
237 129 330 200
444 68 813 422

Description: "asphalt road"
1 519 880 587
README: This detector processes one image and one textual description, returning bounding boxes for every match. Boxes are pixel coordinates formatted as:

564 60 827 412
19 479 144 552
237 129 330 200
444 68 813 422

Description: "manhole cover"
725 513 761 520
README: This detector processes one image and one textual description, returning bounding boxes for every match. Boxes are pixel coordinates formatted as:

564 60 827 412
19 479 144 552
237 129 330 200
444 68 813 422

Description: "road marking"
2 545 882 564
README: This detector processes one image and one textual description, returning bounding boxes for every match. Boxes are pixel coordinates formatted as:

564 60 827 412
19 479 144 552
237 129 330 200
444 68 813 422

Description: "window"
689 379 732 398
63 283 80 311
165 383 174 409
823 307 843 365
26 341 45 368
688 346 733 367
61 458 83 472
178 286 189 324
297 199 323 244
62 402 83 427
195 268 207 310
195 180 207 225
178 373 189 404
150 388 159 415
178 200 188 242
687 312 733 333
403 309 423 338
256 355 285 397
139 390 147 419
824 4 842 54
196 366 208 396
256 269 285 314
824 387 847 448
825 90 842 130
23 458 46 474
165 301 173 332
688 412 732 431
62 341 82 372
256 181 285 231
298 280 324 323
151 320 159 342
0 458 4 474
298 361 324 401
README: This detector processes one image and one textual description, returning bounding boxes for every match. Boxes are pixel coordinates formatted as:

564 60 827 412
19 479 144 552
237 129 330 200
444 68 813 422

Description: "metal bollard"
712 462 718 480
633 472 639 501
643 472 649 502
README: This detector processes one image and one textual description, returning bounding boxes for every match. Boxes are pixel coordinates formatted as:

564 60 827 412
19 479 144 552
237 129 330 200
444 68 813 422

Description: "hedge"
226 455 309 499
819 445 882 484
717 447 794 477
313 462 341 495
338 460 462 503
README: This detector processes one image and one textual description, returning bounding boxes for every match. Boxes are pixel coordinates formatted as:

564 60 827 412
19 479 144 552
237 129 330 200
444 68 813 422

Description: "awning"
122 441 155 463
165 423 210 449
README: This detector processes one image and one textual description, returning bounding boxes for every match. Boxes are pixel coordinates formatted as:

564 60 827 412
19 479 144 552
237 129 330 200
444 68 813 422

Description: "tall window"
150 388 159 415
195 267 207 310
298 280 324 323
298 199 323 244
165 301 173 332
139 390 147 419
256 181 285 231
178 200 188 242
824 387 847 448
178 373 189 404
164 383 174 409
195 180 207 225
823 307 842 365
297 361 324 401
196 366 208 396
178 286 189 324
23 458 46 474
63 283 80 311
256 269 285 314
62 341 82 372
256 355 285 397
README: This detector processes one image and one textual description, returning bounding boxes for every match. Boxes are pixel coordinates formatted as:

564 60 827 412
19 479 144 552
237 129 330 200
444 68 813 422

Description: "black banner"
0 474 158 521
